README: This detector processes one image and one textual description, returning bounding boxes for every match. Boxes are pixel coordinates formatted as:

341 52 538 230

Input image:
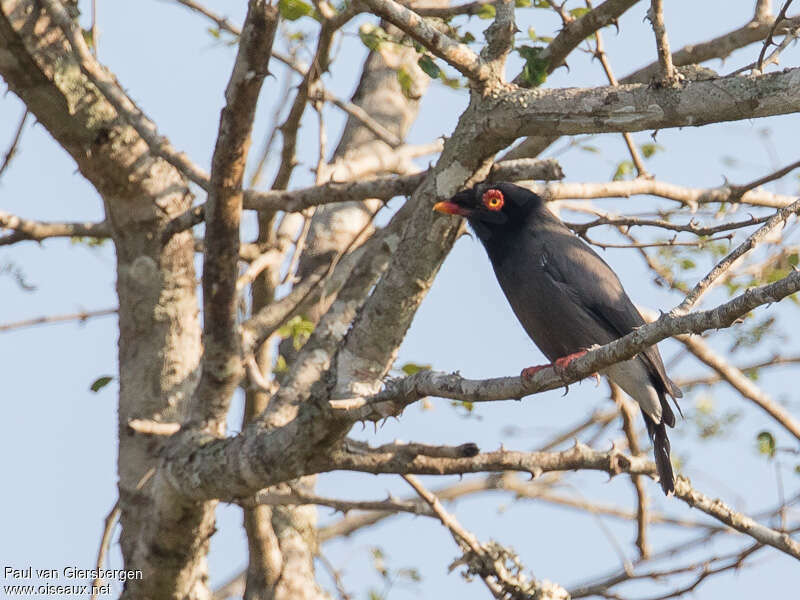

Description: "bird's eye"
482 189 504 211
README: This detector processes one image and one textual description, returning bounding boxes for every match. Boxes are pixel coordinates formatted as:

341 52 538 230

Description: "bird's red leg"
520 363 550 378
521 350 600 383
553 350 588 371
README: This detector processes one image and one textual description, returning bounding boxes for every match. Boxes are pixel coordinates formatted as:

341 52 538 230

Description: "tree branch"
528 179 795 209
488 68 800 139
514 0 639 85
360 0 491 82
164 157 564 236
0 211 110 246
330 270 800 419
0 307 117 333
648 0 676 82
154 268 800 505
40 0 210 188
189 0 278 428
328 444 800 560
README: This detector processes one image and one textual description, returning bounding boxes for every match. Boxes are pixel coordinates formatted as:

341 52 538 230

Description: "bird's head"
433 182 543 242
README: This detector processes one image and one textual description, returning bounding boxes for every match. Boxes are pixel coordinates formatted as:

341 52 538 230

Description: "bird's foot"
554 350 600 384
520 364 549 379
521 350 599 384
553 350 588 374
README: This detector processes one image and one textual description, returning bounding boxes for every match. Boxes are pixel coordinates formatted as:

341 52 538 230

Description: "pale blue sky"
2 1 799 598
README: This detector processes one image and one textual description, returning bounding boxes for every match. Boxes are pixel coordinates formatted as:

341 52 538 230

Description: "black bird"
434 182 682 495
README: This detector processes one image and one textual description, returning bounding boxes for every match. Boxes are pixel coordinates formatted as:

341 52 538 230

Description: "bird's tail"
642 410 675 495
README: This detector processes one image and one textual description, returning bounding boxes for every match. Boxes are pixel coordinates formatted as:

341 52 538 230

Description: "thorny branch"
327 443 800 560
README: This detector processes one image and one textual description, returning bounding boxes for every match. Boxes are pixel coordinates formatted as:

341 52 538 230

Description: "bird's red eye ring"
482 189 504 211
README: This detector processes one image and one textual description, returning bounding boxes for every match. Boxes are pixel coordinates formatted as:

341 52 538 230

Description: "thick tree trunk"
0 2 208 597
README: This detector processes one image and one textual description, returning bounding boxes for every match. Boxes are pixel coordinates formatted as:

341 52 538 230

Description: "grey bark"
0 1 207 597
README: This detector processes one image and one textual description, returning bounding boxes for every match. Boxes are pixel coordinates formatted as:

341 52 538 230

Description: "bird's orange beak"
433 201 472 217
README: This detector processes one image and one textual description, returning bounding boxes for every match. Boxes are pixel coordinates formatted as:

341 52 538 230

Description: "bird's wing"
538 224 683 401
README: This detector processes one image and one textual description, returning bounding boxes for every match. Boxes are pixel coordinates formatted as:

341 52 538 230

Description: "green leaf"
278 0 314 21
743 368 759 381
358 23 387 50
397 67 414 99
274 354 288 373
400 362 432 376
396 568 422 582
569 7 590 18
612 160 634 181
533 0 549 7
460 31 475 44
517 45 548 87
439 71 462 89
515 0 531 6
207 26 221 39
477 4 496 19
788 253 799 267
82 29 95 48
757 430 776 458
527 27 552 42
639 143 664 158
71 236 107 247
90 375 113 393
417 55 441 79
277 315 315 350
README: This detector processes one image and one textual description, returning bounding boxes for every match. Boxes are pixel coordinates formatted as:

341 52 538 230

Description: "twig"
320 89 402 148
757 0 795 72
592 20 649 177
415 0 498 18
730 23 800 75
0 211 111 246
676 354 800 389
570 541 765 599
547 0 574 26
248 48 296 188
675 197 800 313
648 0 676 82
611 383 650 560
528 179 796 210
730 156 800 198
127 419 182 436
565 213 773 237
360 0 490 82
579 232 732 250
0 108 28 179
401 474 568 600
316 553 352 600
514 0 640 84
677 333 800 442
90 0 98 57
280 105 326 285
90 468 154 600
0 308 117 333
